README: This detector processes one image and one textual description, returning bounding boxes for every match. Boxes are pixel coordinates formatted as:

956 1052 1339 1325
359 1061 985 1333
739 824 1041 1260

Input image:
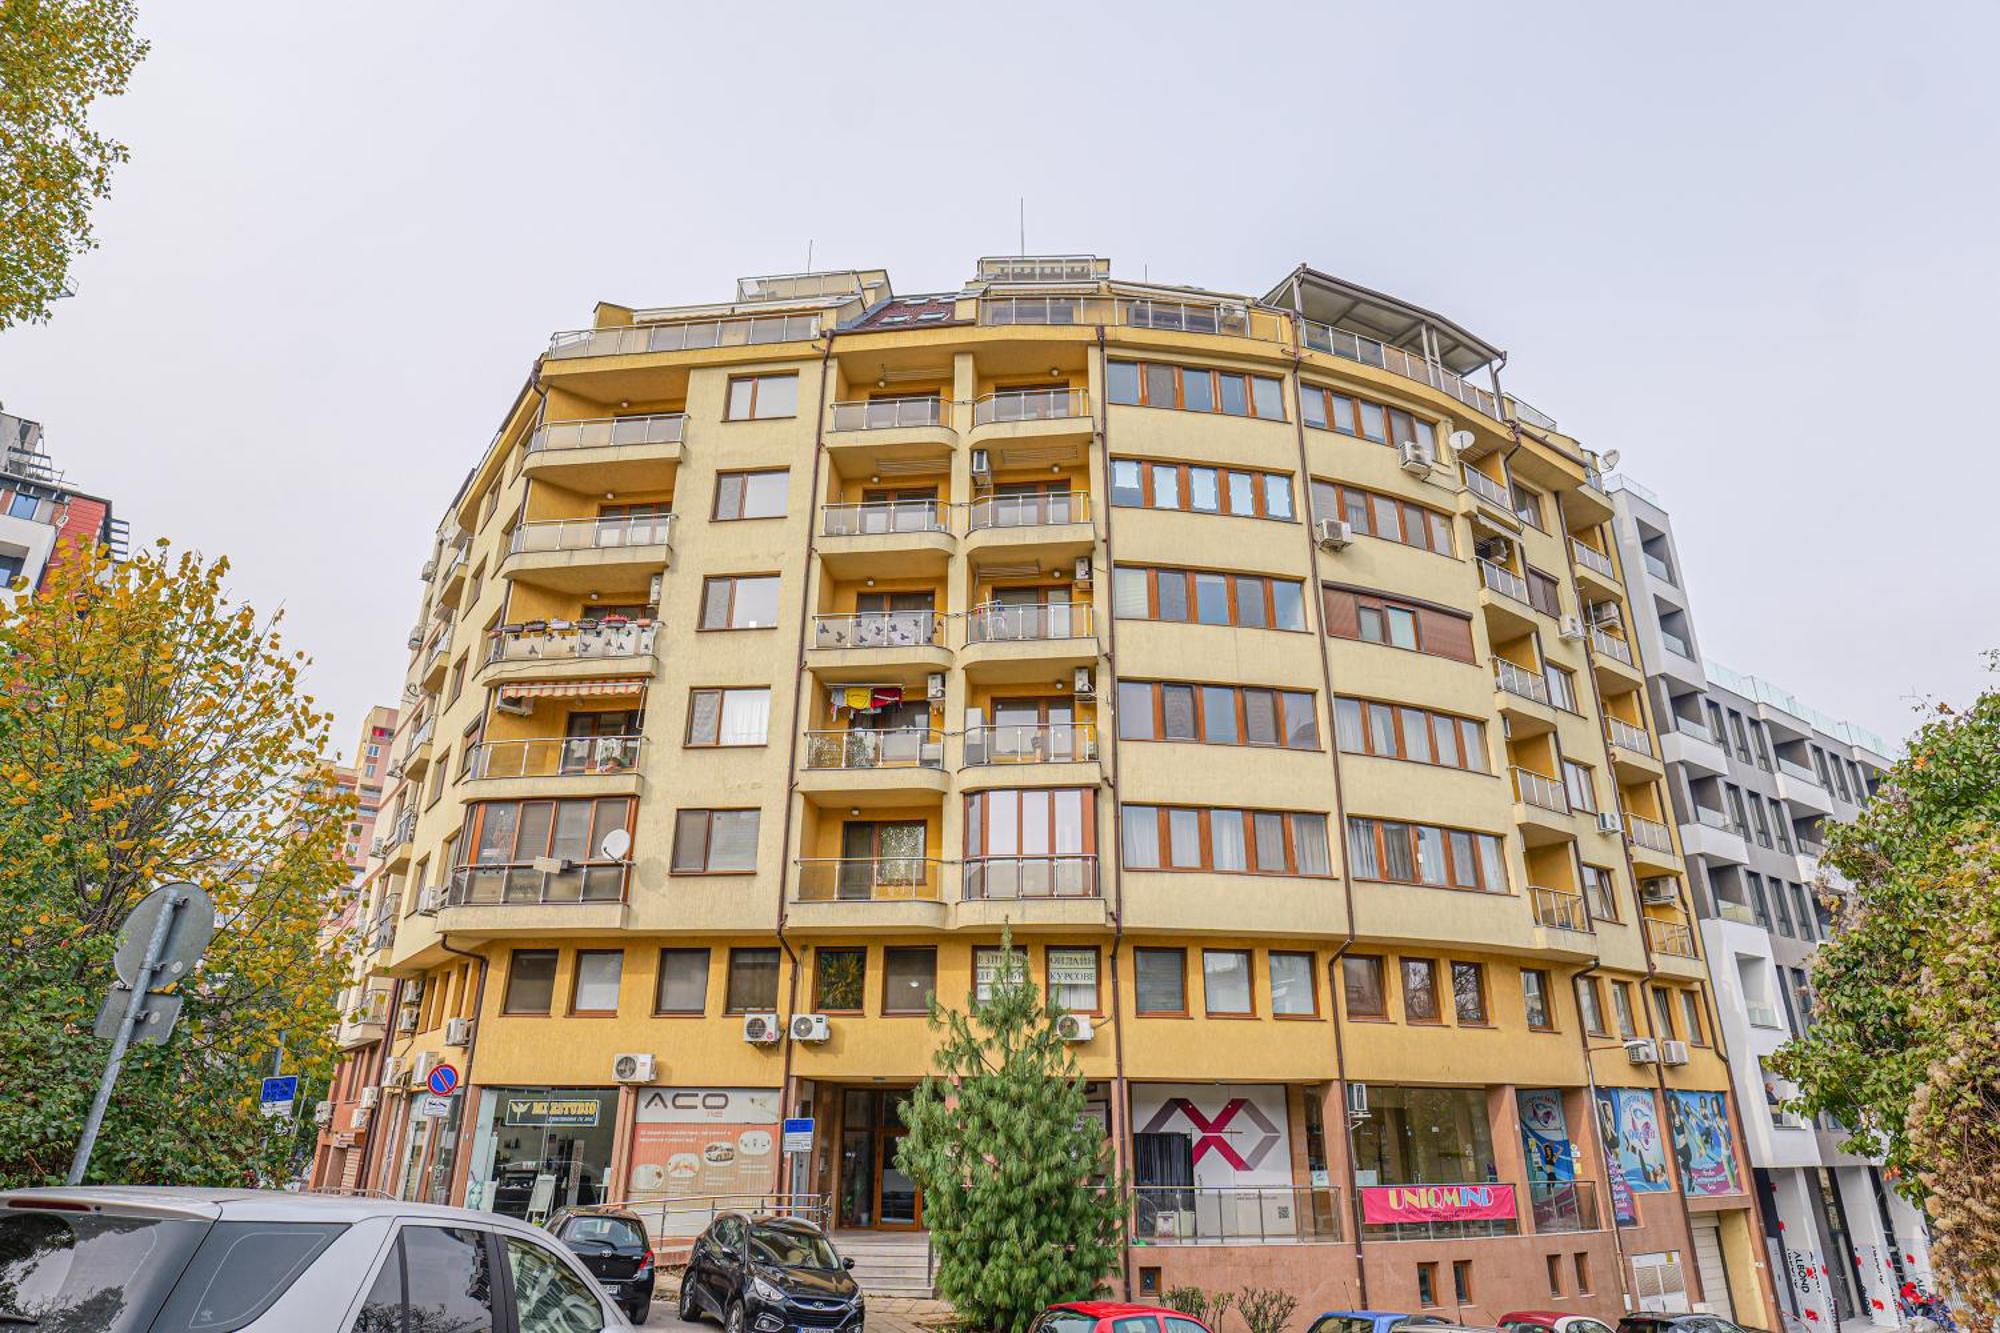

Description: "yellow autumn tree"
0 542 354 1186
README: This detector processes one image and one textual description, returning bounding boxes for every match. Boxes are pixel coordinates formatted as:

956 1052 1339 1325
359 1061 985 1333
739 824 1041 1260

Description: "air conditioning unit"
495 695 534 717
412 1052 441 1086
1054 1013 1094 1042
1347 1081 1370 1121
648 573 663 603
1597 811 1624 835
1590 601 1623 627
1660 1039 1691 1067
421 558 437 580
1640 879 1679 905
380 1057 405 1086
1398 441 1433 476
1073 556 1093 586
403 979 424 1001
395 1006 419 1034
359 1086 381 1109
1624 1038 1660 1065
1559 615 1586 641
406 628 423 650
742 1013 782 1045
612 1053 658 1084
1475 536 1511 562
790 1014 832 1043
417 884 447 915
1073 666 1095 698
352 1106 372 1131
926 672 946 701
386 762 406 782
970 448 993 482
444 1017 472 1048
1313 518 1352 551
313 1100 333 1125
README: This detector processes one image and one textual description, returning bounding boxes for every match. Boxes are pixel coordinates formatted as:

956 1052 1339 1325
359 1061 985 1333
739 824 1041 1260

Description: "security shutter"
1632 1250 1692 1314
1691 1215 1737 1319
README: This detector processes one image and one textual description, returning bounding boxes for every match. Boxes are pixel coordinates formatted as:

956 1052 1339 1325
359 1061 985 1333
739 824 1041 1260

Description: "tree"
1772 659 2000 1316
896 932 1126 1333
0 542 354 1188
0 0 148 328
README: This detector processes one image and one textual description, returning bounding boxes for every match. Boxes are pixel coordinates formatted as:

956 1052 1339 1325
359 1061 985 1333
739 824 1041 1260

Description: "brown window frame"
1201 948 1256 1017
1117 679 1320 751
670 807 762 875
1043 944 1104 1017
1298 385 1441 458
1610 980 1639 1038
1322 584 1476 664
1308 478 1456 557
501 948 559 1016
724 373 799 422
1107 358 1287 421
1342 954 1389 1020
1400 956 1443 1025
1652 986 1679 1040
684 686 774 748
1115 565 1307 632
1526 566 1562 617
653 948 710 1016
699 574 782 631
1451 960 1490 1026
1120 804 1332 877
1134 947 1189 1016
723 946 781 1014
1522 968 1557 1032
1579 975 1610 1036
1267 950 1320 1019
568 948 625 1017
813 946 868 1014
1345 816 1509 893
712 468 791 521
1110 457 1296 521
880 945 938 1016
1583 863 1621 922
1334 696 1489 773
1681 989 1709 1046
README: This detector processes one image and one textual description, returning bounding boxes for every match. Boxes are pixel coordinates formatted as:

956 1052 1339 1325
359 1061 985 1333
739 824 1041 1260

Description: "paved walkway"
647 1294 955 1333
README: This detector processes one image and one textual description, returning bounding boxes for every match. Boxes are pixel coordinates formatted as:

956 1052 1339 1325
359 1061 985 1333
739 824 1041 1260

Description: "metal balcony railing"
965 491 1090 530
509 514 675 554
1300 319 1502 420
1591 627 1634 665
829 396 948 432
486 619 658 664
1462 464 1512 507
966 602 1094 644
963 855 1100 901
810 611 942 650
548 314 818 359
802 728 944 771
1571 538 1615 578
1646 917 1699 958
1494 659 1550 705
364 913 396 954
1530 885 1591 932
1479 559 1531 605
449 860 629 906
1529 1181 1604 1234
470 736 641 780
820 499 948 537
1624 812 1675 853
1131 1186 1343 1245
1512 768 1570 815
399 717 435 762
529 413 687 452
972 387 1088 425
793 858 944 903
1607 717 1653 755
964 723 1098 766
422 628 452 670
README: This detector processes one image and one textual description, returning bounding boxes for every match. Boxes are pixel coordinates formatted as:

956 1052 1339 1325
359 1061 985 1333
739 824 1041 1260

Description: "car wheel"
678 1276 702 1324
628 1298 651 1326
726 1301 746 1333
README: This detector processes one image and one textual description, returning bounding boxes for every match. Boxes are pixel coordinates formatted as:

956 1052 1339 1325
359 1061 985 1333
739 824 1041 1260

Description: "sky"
2 1 1995 758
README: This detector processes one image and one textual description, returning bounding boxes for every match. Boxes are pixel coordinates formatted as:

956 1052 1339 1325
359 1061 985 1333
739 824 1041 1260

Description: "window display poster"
1517 1088 1575 1183
1668 1089 1743 1196
627 1088 781 1229
1596 1087 1671 1194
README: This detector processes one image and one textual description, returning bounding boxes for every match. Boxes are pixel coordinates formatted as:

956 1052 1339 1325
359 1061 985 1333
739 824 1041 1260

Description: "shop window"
974 947 1030 1003
882 947 936 1014
1352 1085 1500 1190
655 949 709 1014
724 948 780 1013
502 950 557 1015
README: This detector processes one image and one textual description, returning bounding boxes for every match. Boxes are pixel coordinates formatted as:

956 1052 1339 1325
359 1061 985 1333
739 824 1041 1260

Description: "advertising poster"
1130 1084 1291 1189
627 1088 781 1231
1517 1089 1575 1182
1596 1087 1671 1194
1668 1089 1743 1196
1360 1183 1517 1225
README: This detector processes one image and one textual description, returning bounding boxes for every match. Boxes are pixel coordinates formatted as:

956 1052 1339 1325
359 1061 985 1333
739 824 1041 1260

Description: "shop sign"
635 1087 780 1125
505 1095 602 1127
1668 1090 1743 1196
1047 949 1097 989
1360 1183 1518 1225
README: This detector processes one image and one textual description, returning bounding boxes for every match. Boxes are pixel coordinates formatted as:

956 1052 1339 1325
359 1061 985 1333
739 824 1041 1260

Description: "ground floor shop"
1756 1165 1934 1329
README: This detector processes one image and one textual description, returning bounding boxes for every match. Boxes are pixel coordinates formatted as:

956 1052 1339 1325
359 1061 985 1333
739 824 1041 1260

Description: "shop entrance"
835 1088 921 1230
466 1087 617 1223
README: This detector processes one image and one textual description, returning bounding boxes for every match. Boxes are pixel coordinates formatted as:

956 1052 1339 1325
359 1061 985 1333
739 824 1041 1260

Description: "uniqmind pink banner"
1360 1183 1518 1224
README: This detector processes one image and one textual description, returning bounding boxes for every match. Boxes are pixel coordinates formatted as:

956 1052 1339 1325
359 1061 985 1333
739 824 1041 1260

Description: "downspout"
1570 963 1637 1312
436 937 488 1207
357 977 404 1193
1286 289 1369 1306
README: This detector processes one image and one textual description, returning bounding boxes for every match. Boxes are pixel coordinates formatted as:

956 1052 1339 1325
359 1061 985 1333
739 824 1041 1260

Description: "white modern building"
0 405 125 596
1606 475 1933 1330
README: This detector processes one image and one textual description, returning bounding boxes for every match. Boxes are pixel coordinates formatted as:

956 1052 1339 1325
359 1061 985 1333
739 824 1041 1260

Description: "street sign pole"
67 888 186 1186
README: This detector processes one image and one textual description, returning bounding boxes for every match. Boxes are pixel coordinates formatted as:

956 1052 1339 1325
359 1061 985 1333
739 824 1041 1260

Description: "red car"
1036 1302 1217 1333
1501 1312 1620 1333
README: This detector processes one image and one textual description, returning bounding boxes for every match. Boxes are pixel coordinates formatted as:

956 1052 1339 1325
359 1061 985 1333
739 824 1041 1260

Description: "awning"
497 678 647 699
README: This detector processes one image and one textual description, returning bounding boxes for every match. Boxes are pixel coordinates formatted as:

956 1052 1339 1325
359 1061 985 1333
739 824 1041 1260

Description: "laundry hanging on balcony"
498 678 648 701
831 684 904 717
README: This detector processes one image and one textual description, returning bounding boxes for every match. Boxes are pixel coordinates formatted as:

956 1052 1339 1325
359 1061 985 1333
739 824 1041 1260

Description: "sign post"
260 1075 300 1119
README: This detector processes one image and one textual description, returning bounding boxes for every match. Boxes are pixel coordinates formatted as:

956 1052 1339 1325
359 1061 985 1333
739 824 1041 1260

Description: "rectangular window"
1584 865 1620 921
502 949 558 1014
1119 681 1317 750
1110 458 1296 520
1047 947 1101 1013
1309 479 1455 556
1562 761 1598 813
1791 883 1817 941
1343 955 1387 1018
973 946 1028 1003
1203 950 1253 1015
1107 359 1284 420
655 949 710 1014
814 947 866 1012
1135 948 1187 1015
686 687 772 746
671 808 761 873
1346 817 1507 892
1113 565 1306 630
725 948 780 1012
1451 962 1488 1025
714 469 790 520
1652 987 1678 1040
1269 952 1317 1017
1453 1260 1473 1305
1611 981 1638 1038
571 950 623 1013
1417 1263 1439 1308
700 575 781 629
1574 1254 1593 1296
1579 977 1608 1035
1547 1254 1565 1298
1681 990 1708 1045
725 373 798 421
1522 969 1554 1030
882 947 936 1014
1334 697 1487 772
1545 663 1578 711
1300 385 1437 457
1120 805 1329 875
1323 585 1475 664
1401 958 1440 1023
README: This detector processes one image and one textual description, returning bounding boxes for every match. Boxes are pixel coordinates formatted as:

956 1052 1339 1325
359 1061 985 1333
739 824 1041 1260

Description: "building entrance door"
835 1088 922 1230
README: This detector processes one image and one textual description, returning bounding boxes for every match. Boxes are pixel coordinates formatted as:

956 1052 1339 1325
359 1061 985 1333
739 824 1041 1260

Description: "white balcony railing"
1495 659 1551 704
509 514 674 555
966 602 1095 644
1607 717 1653 756
972 387 1088 426
1512 767 1570 814
829 396 948 432
1571 539 1615 578
820 500 948 537
964 722 1098 766
548 314 819 359
529 413 686 453
1591 628 1634 665
470 736 641 780
1462 464 1512 507
811 611 942 650
1479 559 1531 605
965 491 1090 531
1624 812 1675 853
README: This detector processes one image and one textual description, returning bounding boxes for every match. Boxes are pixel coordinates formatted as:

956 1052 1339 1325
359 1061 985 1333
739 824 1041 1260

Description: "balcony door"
859 486 937 535
838 821 926 900
984 584 1069 640
562 710 640 774
964 788 1094 899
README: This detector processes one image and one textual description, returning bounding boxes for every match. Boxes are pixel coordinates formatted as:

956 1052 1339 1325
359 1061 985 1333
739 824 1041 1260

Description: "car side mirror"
843 1257 856 1271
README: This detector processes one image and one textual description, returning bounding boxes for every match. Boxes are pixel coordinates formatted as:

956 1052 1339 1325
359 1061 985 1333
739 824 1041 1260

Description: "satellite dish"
1448 430 1475 454
1599 449 1622 471
600 828 632 861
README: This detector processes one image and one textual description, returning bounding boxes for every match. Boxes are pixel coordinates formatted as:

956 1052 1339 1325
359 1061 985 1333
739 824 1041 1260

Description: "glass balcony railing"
1646 917 1699 958
821 499 948 537
1529 1181 1603 1234
1717 899 1759 926
1643 551 1675 584
1300 320 1503 420
1674 715 1717 744
449 860 629 906
1607 717 1653 755
1746 1003 1784 1029
963 855 1100 901
965 491 1090 530
486 619 657 665
509 514 675 555
979 295 1101 326
811 611 942 650
1132 1186 1343 1245
793 858 944 903
1694 805 1736 832
1591 628 1635 665
1624 812 1675 853
1118 297 1253 338
964 723 1098 766
1530 885 1591 932
1462 464 1512 507
1494 659 1550 704
1658 628 1695 660
1571 538 1615 578
966 602 1094 644
1512 768 1570 815
972 387 1088 425
802 728 944 770
470 736 641 780
1778 757 1820 785
529 413 686 452
1479 559 1531 605
829 396 948 432
548 314 819 359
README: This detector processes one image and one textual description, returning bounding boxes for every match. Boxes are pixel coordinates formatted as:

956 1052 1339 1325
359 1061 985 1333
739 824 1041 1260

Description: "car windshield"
565 1216 647 1249
0 1209 210 1333
748 1225 838 1269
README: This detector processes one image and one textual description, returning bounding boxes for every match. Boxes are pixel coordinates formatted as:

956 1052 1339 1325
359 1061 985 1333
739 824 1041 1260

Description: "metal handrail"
966 602 1095 643
1571 538 1615 577
1131 1186 1343 1245
803 728 944 770
548 314 818 359
1530 885 1591 932
972 387 1088 425
1301 318 1503 420
1607 717 1653 755
1646 917 1698 958
810 611 942 649
1512 767 1570 814
486 620 658 664
963 855 1100 901
964 723 1098 766
978 295 1101 326
829 396 948 431
448 861 630 907
965 491 1090 530
793 858 944 903
1479 559 1531 604
1591 627 1634 665
470 735 642 779
529 413 687 452
820 499 948 537
1462 463 1512 506
1494 659 1550 704
1624 812 1674 852
1118 296 1255 338
509 514 675 554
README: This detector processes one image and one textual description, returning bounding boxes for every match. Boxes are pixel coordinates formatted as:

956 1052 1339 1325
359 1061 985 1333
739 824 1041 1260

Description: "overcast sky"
3 1 1995 758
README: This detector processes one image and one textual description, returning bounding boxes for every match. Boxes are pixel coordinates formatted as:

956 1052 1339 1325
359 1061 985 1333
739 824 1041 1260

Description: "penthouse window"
1309 480 1455 556
1105 359 1285 420
1346 817 1507 893
1112 565 1306 630
1111 458 1294 520
1120 805 1331 877
1299 384 1438 456
1117 681 1319 750
1322 585 1475 663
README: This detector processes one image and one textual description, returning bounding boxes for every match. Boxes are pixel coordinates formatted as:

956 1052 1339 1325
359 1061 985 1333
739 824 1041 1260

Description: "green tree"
896 932 1125 1333
1772 660 2000 1316
0 0 148 327
0 543 353 1188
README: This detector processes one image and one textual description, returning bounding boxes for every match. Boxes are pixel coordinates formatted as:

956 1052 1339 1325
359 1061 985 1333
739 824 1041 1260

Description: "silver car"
0 1185 634 1331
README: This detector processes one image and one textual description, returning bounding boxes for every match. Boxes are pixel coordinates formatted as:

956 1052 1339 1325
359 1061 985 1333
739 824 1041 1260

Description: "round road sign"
427 1063 460 1097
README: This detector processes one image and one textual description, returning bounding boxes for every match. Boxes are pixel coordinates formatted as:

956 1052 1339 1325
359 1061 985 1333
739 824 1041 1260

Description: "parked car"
679 1212 863 1333
549 1203 657 1324
0 1185 630 1331
1618 1316 1760 1333
1035 1301 1216 1333
1503 1312 1620 1333
1309 1313 1456 1333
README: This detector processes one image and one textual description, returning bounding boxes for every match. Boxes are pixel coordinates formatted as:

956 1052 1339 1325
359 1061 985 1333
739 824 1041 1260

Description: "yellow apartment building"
330 255 1777 1325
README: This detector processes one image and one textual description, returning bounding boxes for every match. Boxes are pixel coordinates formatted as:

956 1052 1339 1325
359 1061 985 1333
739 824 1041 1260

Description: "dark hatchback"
680 1212 864 1333
547 1204 657 1324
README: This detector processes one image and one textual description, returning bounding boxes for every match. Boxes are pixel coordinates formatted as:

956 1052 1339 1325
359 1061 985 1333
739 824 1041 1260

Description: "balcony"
439 861 630 936
523 413 687 490
1461 463 1513 510
362 910 396 958
1590 627 1634 666
418 625 453 690
1512 767 1570 815
829 396 949 433
979 294 1103 327
963 855 1100 902
1512 768 1575 846
466 737 642 795
1606 716 1651 757
336 986 392 1049
1606 717 1664 782
1300 319 1501 421
1478 559 1538 637
547 313 819 360
1681 805 1749 864
962 603 1098 682
1661 715 1730 776
1529 1181 1604 1234
1358 1184 1517 1240
1132 1186 1343 1245
972 387 1089 428
1530 885 1592 933
480 619 659 690
964 722 1098 767
397 718 435 778
1658 627 1696 661
1716 898 1760 927
818 500 953 578
1492 659 1557 738
797 728 949 803
503 514 674 594
806 612 949 677
1777 760 1835 816
1645 916 1699 959
1623 812 1680 871
794 857 945 903
963 493 1095 571
379 810 417 871
1643 551 1676 585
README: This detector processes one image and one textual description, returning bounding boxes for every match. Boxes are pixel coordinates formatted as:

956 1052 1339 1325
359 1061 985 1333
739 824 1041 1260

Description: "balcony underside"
521 440 685 493
964 413 1094 456
1609 744 1665 784
823 429 955 480
1494 688 1559 739
796 767 950 806
1627 840 1683 875
957 759 1103 792
958 637 1099 684
816 531 953 580
501 545 670 596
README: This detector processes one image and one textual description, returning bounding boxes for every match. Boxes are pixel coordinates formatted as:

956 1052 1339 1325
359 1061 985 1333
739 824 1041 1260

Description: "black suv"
547 1204 657 1324
680 1212 864 1333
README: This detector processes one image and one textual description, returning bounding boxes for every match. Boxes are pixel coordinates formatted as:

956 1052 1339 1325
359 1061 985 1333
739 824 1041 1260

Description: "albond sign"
1359 1182 1518 1225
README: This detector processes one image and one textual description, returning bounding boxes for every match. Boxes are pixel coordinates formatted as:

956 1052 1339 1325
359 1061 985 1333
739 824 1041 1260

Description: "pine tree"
896 931 1126 1332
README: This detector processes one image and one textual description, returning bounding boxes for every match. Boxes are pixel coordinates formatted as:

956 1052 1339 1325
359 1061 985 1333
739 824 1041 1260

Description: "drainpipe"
1570 963 1637 1313
436 937 488 1207
1286 292 1369 1306
357 977 405 1194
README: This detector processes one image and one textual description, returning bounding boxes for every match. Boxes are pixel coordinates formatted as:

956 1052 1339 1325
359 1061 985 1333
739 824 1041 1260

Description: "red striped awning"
497 678 647 699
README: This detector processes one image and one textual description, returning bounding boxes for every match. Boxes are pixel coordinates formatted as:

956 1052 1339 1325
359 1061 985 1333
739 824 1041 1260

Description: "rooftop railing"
820 499 948 537
963 855 1100 901
964 722 1098 766
1479 559 1531 605
810 611 942 650
470 736 641 780
1132 1186 1343 1245
965 491 1089 531
448 859 629 907
509 514 675 555
547 314 819 359
1571 538 1615 578
829 396 948 432
793 857 944 903
802 728 944 771
1462 463 1512 508
1301 319 1502 420
486 619 658 665
1494 659 1550 705
967 602 1095 644
1530 885 1591 933
1624 812 1675 853
1512 767 1570 815
972 387 1088 425
529 413 686 453
1607 717 1653 755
